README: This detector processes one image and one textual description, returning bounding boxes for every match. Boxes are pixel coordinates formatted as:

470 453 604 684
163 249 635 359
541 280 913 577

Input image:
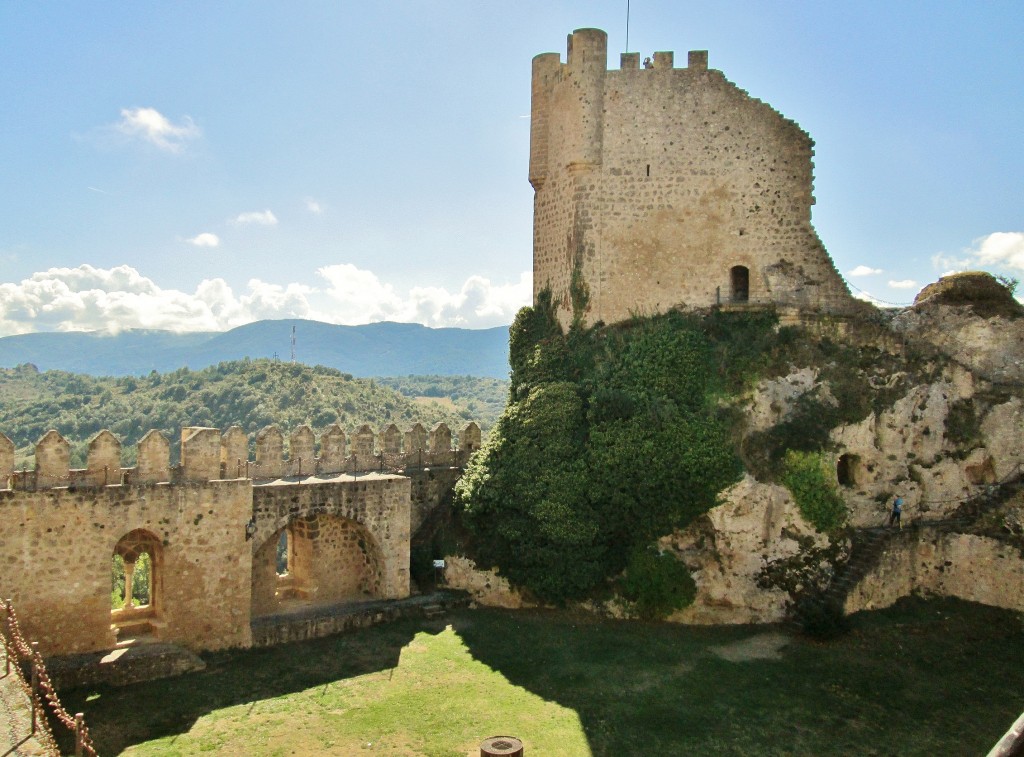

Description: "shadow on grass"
451 597 1024 756
59 597 1024 756
58 618 442 755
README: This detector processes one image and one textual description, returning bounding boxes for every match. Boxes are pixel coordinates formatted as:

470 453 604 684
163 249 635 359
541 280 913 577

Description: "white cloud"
0 265 223 335
187 233 220 248
0 264 531 337
232 210 278 226
316 265 531 328
888 279 918 290
113 107 200 153
969 231 1024 271
304 198 323 215
848 265 882 277
931 232 1024 277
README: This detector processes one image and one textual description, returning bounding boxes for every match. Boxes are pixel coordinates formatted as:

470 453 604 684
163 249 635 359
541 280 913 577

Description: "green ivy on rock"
456 303 747 606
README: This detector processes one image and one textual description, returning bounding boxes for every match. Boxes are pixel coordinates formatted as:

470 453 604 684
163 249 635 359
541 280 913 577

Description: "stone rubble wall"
251 475 412 605
0 421 470 660
442 556 531 610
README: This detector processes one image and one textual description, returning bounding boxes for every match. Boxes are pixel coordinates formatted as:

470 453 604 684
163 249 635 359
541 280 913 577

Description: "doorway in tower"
730 265 750 303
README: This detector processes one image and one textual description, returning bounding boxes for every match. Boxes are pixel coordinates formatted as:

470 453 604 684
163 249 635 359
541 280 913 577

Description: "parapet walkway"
0 645 56 757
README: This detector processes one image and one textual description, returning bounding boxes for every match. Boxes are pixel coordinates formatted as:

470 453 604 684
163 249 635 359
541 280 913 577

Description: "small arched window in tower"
646 164 650 177
836 454 860 488
730 265 749 303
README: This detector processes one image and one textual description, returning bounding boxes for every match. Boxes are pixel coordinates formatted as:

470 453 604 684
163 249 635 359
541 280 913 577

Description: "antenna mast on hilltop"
625 0 631 52
290 325 296 363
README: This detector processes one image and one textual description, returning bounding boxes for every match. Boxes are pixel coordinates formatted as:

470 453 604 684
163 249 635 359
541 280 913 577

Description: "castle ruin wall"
845 531 1024 616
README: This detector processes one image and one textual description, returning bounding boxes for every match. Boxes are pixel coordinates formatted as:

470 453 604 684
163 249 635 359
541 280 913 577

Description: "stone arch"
250 513 386 618
730 265 750 303
111 529 164 641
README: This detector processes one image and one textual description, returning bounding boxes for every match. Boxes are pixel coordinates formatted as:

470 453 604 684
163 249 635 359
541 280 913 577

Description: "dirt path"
710 631 790 662
0 647 56 756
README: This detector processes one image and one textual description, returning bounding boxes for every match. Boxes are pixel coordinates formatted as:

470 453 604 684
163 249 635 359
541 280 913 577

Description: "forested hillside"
377 375 509 427
0 360 502 467
0 320 511 378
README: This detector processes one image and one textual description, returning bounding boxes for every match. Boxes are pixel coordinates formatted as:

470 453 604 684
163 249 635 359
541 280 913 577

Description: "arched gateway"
248 474 411 622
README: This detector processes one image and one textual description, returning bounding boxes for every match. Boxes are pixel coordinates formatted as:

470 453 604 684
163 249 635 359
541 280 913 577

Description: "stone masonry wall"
0 422 470 661
250 474 411 601
531 28 852 328
0 480 253 656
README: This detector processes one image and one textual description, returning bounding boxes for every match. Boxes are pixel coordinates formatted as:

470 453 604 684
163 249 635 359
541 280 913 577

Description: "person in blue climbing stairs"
888 494 904 528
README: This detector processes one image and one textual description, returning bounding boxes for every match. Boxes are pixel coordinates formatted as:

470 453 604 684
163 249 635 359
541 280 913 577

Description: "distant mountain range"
0 320 511 378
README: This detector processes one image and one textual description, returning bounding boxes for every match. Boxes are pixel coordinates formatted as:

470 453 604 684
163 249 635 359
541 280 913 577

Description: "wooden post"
3 601 9 677
75 712 85 757
30 642 39 734
481 736 523 756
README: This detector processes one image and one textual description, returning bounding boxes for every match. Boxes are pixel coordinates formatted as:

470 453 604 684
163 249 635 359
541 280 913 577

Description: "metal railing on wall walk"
1 599 97 757
234 448 467 481
4 448 476 492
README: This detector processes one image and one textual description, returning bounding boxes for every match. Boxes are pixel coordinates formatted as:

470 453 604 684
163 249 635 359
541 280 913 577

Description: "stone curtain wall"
531 28 852 328
250 476 411 601
0 422 474 658
0 480 254 656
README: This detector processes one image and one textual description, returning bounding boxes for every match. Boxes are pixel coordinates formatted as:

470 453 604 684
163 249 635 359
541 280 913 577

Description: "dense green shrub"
781 450 848 533
456 309 744 603
618 546 697 619
945 398 981 449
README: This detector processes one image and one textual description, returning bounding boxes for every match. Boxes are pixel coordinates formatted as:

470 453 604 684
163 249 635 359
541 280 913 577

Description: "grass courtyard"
62 596 1024 756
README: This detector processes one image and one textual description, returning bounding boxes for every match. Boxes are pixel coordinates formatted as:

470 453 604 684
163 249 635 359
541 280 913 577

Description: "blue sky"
1 1 1021 335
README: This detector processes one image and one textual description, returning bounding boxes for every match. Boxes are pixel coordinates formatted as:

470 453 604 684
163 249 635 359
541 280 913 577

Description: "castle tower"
530 29 852 328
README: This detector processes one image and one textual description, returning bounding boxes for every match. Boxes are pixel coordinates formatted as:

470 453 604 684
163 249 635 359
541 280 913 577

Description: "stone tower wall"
531 28 852 328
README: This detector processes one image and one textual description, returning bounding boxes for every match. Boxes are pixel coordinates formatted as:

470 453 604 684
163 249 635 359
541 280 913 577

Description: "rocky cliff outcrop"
676 274 1023 623
659 476 831 624
449 273 1024 624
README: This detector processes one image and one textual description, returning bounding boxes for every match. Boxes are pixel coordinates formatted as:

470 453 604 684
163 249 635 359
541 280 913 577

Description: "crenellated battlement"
0 421 483 491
